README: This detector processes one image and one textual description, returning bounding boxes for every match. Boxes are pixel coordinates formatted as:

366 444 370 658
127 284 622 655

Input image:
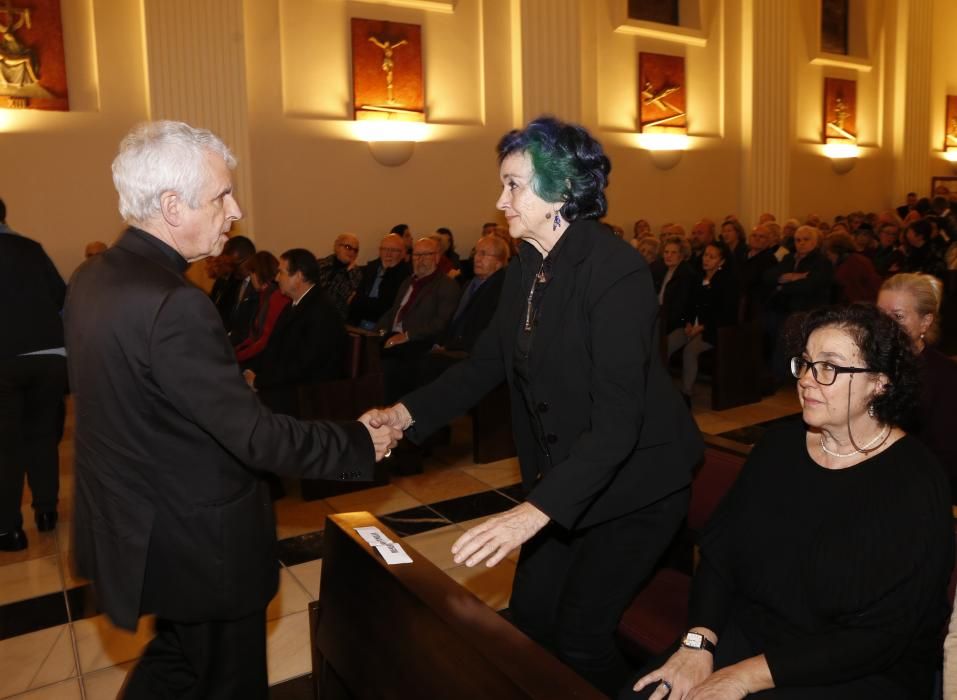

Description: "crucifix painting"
638 52 687 133
823 77 856 143
945 96 957 151
351 18 424 121
0 0 68 110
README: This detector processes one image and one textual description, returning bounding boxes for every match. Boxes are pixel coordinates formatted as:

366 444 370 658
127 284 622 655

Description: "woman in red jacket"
235 251 290 369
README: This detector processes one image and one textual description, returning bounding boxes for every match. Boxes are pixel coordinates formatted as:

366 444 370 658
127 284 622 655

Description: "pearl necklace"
819 425 890 458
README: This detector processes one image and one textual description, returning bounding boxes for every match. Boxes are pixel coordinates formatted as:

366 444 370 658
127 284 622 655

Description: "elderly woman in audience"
234 251 290 369
637 236 661 267
763 226 834 382
878 273 957 503
371 117 702 695
632 218 653 245
667 241 738 404
657 235 696 332
627 303 953 700
822 231 882 303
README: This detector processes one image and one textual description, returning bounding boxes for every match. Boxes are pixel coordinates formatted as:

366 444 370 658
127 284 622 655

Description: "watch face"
684 633 703 648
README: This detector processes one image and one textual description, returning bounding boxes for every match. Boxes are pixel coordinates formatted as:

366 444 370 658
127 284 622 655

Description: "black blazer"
403 220 702 530
64 228 374 631
763 249 834 313
659 261 697 334
376 273 461 342
0 231 65 359
439 268 506 353
680 267 739 346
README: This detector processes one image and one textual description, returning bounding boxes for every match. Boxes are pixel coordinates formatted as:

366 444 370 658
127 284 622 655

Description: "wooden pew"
311 512 605 700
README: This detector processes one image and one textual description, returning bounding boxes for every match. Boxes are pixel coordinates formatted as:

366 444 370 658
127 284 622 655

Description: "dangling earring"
553 212 561 231
867 404 875 418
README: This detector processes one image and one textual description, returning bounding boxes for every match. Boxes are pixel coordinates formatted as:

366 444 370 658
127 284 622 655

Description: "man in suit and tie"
243 248 347 417
64 121 399 699
376 236 460 402
347 233 411 329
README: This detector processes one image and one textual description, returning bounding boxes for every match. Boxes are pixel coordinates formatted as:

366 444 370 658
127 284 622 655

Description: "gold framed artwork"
931 177 957 199
823 77 856 143
0 0 69 110
351 18 424 122
638 52 686 133
945 96 957 151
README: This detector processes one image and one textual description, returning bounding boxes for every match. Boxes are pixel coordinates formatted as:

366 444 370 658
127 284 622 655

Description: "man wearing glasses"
376 237 460 402
317 232 363 319
348 233 412 329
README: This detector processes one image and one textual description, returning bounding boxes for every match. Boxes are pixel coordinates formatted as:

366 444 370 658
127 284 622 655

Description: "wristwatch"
681 631 716 653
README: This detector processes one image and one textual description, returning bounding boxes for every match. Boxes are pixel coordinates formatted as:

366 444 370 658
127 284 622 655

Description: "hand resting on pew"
451 502 550 568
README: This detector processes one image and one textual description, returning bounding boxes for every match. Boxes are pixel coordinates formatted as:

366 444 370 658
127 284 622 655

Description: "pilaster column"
143 0 254 230
741 0 791 224
519 0 582 124
892 0 933 198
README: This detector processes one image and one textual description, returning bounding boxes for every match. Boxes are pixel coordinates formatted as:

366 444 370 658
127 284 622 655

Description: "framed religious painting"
0 0 69 110
931 177 957 199
351 18 424 122
821 0 849 55
823 77 856 143
638 52 686 133
945 95 957 152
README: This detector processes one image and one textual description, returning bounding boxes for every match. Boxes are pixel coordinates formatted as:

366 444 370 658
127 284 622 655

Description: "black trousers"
122 611 268 700
0 354 68 532
510 486 691 697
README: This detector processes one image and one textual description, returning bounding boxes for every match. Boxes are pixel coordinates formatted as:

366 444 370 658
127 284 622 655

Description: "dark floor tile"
277 530 324 567
65 583 100 621
379 506 451 537
269 673 314 699
0 590 68 641
428 490 516 524
496 483 526 503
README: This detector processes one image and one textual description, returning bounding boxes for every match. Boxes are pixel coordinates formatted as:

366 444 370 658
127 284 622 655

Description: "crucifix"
368 36 408 104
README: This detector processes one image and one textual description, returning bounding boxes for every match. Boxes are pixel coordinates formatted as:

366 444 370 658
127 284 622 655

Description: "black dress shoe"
35 512 58 532
0 529 28 551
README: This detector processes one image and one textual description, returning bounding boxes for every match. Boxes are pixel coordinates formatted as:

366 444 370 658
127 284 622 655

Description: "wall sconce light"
352 120 427 167
944 149 957 174
822 142 859 174
637 133 689 170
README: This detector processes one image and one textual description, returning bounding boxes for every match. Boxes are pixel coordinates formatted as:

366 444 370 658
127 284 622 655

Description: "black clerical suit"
402 221 702 694
0 232 68 536
252 285 348 417
64 228 374 699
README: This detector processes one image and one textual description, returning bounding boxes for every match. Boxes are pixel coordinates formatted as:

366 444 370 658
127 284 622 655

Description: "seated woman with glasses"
625 303 952 700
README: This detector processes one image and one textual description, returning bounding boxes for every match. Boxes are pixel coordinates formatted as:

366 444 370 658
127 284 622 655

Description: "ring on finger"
660 679 672 694
384 448 392 458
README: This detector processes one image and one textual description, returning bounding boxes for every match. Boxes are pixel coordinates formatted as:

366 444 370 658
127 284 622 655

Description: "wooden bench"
311 512 605 700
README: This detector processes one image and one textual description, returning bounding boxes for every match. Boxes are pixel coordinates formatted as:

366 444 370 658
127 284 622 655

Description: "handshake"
357 403 416 462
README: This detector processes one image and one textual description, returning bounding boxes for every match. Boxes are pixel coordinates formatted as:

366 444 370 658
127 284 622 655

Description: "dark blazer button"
546 434 558 444
537 402 549 413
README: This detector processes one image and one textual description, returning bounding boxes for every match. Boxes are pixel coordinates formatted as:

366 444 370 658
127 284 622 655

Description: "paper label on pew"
374 542 413 565
354 526 394 547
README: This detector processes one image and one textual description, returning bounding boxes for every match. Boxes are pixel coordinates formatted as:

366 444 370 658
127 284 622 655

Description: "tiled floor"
0 387 800 699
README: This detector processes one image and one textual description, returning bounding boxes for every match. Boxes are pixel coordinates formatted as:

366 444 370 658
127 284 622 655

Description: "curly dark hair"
497 116 611 221
799 303 921 429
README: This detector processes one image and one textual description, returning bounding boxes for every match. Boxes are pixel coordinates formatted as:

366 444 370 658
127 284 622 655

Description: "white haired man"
64 121 400 699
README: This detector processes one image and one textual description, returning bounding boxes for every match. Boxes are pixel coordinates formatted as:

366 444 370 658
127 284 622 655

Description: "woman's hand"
632 637 715 699
684 668 749 699
451 502 549 567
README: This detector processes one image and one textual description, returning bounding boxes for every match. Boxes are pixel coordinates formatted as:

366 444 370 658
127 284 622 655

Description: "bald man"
348 233 412 329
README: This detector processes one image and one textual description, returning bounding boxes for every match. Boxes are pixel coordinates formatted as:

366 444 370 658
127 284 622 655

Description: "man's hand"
451 502 550 568
384 332 409 349
778 272 808 283
364 403 415 431
357 411 402 461
242 369 256 390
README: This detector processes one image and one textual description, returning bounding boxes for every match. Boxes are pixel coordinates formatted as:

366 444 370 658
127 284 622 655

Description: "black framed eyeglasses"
790 357 872 386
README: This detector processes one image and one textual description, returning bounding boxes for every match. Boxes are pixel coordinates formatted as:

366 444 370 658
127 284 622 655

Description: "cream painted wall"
3 0 957 279
1 0 149 278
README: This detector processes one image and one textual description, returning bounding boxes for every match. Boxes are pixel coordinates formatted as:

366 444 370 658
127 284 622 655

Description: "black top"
690 420 952 697
763 249 835 313
658 261 697 334
0 230 66 358
680 267 738 345
918 346 957 503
